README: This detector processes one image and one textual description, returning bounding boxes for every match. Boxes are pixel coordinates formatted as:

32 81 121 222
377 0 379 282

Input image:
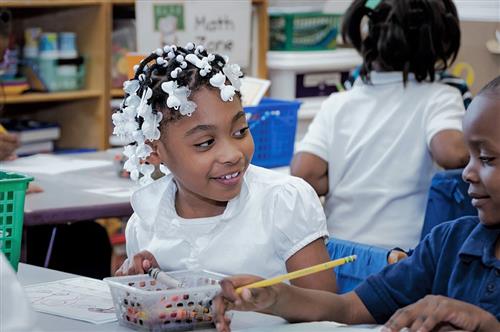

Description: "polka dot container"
105 270 224 331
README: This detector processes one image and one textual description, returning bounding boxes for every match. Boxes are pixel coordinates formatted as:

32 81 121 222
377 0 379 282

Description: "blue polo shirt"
355 216 500 323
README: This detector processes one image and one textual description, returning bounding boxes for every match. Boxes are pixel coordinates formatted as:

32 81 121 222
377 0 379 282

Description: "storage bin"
105 270 224 331
37 57 86 91
0 171 33 271
270 12 342 51
245 98 301 168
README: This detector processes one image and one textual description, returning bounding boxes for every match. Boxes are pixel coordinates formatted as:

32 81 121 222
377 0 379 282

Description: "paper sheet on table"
24 277 117 324
1 154 112 175
240 77 271 106
85 187 136 198
234 321 382 332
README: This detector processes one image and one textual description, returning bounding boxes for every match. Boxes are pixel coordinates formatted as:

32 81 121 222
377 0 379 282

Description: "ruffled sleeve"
125 213 142 259
269 176 329 261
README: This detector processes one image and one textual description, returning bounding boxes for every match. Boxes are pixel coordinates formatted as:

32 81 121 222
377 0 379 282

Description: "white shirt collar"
131 168 251 226
370 71 416 85
353 71 418 87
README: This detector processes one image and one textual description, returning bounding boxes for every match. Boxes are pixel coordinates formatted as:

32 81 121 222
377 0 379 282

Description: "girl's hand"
26 183 43 194
214 275 279 332
0 132 19 161
114 250 159 276
383 295 500 332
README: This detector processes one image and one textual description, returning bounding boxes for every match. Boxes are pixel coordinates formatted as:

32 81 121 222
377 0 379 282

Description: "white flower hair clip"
113 43 243 185
209 72 236 101
161 81 197 116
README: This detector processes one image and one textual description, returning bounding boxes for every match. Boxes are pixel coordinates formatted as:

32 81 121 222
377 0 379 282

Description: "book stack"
0 119 60 156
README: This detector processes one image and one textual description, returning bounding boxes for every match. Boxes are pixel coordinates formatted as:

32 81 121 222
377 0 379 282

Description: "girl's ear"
145 140 162 165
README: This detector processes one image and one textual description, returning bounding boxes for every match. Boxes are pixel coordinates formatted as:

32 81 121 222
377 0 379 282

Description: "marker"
148 267 183 288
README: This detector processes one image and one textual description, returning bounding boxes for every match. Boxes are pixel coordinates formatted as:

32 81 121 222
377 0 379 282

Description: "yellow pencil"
0 124 7 134
235 255 357 294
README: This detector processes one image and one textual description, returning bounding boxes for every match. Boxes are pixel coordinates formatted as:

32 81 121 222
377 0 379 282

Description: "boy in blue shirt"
213 76 500 332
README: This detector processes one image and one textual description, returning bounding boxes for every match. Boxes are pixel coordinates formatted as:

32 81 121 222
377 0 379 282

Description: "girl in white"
113 43 336 292
291 0 469 250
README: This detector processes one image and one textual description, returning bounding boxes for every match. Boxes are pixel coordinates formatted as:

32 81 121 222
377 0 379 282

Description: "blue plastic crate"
245 98 301 168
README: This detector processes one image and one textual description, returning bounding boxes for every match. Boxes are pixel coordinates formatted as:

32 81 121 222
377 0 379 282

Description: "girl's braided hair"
342 0 460 84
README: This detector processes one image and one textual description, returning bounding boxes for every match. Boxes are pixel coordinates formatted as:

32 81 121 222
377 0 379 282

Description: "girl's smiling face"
151 87 254 216
462 95 500 227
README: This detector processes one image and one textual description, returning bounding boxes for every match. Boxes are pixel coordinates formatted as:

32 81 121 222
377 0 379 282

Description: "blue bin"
245 98 301 168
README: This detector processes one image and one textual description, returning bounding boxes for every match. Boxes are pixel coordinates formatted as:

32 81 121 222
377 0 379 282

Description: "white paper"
240 77 271 106
1 154 112 175
234 321 382 332
24 277 117 324
85 187 136 198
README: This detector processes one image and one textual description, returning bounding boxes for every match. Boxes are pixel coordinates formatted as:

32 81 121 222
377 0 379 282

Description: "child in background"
291 0 469 249
213 75 500 332
0 253 37 331
113 43 336 292
0 130 18 160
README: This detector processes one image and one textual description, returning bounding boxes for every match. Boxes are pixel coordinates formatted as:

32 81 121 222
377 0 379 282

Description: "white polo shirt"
297 72 465 249
125 165 328 277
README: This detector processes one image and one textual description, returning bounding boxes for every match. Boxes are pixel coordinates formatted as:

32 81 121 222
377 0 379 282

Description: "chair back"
326 238 388 293
421 169 476 241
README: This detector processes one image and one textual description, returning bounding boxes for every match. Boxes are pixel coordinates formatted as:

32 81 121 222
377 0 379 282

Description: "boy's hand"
214 275 279 332
114 250 159 276
387 249 408 264
383 295 500 332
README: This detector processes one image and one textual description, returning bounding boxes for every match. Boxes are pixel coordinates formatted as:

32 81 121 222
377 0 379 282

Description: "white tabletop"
17 264 380 332
17 263 286 332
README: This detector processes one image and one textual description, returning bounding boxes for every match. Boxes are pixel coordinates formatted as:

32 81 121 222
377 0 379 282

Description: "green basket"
0 171 33 271
270 12 342 51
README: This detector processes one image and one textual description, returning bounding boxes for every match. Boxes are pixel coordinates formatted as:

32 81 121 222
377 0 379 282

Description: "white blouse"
125 165 328 278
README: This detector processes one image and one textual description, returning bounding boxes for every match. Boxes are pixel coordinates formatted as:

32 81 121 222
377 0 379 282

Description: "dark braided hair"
122 44 242 129
342 0 460 84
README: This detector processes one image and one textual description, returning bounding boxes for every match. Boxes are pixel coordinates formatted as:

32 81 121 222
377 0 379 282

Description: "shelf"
110 88 124 98
3 90 102 104
110 0 265 5
0 1 102 8
111 0 135 4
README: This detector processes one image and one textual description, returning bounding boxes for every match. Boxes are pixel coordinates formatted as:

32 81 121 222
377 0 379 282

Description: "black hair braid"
119 44 241 133
342 0 461 85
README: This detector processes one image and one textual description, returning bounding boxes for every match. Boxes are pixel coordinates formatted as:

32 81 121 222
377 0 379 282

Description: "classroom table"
17 263 380 332
20 149 136 226
2 150 137 263
17 263 287 332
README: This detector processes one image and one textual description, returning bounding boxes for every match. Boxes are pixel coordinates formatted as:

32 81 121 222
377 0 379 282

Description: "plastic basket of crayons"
269 12 342 51
104 270 225 331
0 171 33 271
245 98 301 168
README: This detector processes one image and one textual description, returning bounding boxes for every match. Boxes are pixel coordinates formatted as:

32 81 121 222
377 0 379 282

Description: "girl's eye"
234 126 249 137
194 139 214 148
479 156 495 165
